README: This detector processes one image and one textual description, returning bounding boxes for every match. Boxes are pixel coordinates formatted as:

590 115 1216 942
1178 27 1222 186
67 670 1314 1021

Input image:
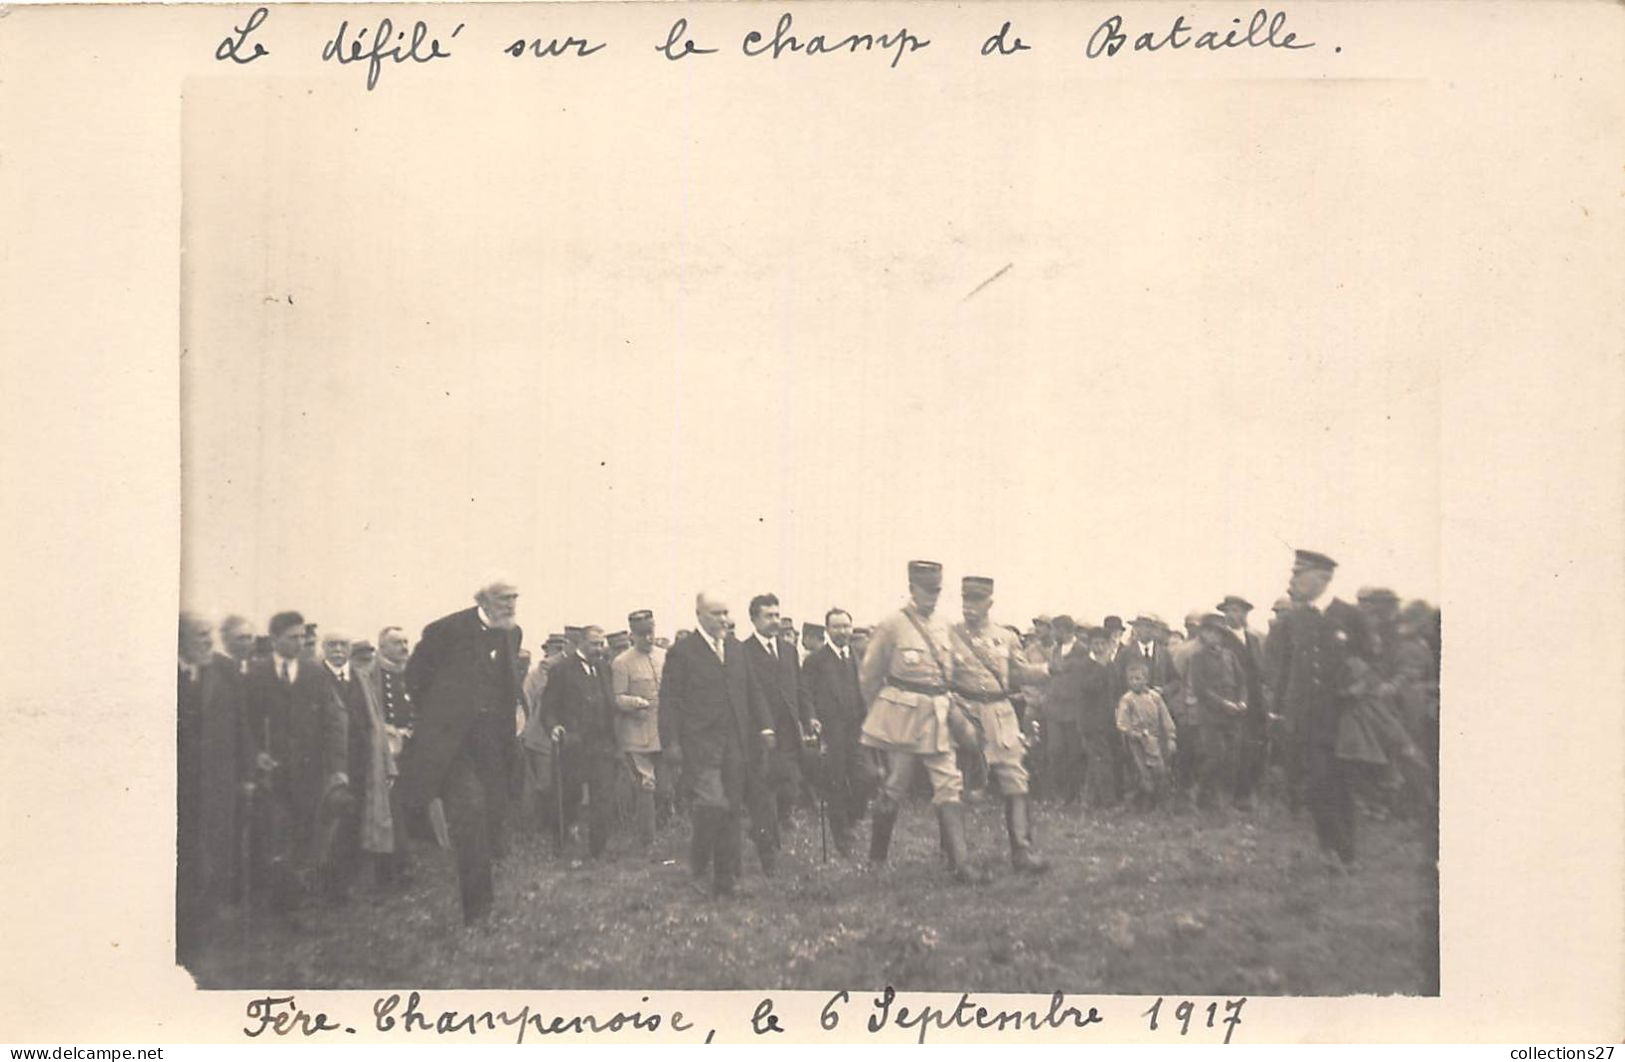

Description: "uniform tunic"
860 604 962 805
948 620 1046 795
611 645 665 754
859 604 956 755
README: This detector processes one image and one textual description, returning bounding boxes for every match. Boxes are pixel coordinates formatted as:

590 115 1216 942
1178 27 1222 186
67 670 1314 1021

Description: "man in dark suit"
245 610 350 915
177 612 255 963
658 590 777 896
743 593 812 841
396 577 525 927
1217 595 1270 809
1114 613 1175 695
802 607 869 856
538 624 619 860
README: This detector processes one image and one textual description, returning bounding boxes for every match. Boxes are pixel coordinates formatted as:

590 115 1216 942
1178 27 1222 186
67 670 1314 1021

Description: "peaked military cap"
1292 549 1338 573
962 575 994 599
628 609 655 625
802 622 825 637
907 560 943 588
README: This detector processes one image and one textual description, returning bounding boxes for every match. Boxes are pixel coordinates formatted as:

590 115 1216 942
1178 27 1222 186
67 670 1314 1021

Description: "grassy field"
191 795 1437 996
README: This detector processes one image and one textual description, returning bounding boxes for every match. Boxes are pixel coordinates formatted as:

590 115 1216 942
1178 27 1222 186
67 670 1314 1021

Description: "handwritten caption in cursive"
241 990 1246 1044
213 8 1329 90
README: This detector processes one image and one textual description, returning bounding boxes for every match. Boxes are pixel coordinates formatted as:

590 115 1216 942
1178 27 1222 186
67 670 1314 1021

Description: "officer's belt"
885 675 948 697
951 686 1006 704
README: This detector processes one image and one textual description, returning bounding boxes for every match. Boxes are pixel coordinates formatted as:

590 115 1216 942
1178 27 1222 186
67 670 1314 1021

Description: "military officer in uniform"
860 560 982 884
1271 549 1370 869
947 576 1050 874
612 609 667 855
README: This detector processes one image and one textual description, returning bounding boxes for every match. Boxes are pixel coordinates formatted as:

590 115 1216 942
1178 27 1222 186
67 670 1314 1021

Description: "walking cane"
553 735 566 859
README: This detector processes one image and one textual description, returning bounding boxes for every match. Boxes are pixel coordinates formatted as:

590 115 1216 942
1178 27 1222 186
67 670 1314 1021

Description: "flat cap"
1271 597 1295 613
1357 586 1398 604
1199 613 1229 631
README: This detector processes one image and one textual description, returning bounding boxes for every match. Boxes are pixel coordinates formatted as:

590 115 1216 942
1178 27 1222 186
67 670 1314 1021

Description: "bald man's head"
695 591 730 640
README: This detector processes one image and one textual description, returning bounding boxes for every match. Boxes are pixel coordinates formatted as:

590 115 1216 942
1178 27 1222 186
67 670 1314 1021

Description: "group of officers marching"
177 548 1439 944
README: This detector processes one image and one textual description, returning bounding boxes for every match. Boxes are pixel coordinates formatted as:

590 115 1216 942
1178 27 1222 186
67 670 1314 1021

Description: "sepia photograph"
175 54 1441 996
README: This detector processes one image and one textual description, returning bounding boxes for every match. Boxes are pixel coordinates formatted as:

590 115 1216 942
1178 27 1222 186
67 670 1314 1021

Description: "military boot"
868 804 898 867
937 802 988 885
1005 795 1049 874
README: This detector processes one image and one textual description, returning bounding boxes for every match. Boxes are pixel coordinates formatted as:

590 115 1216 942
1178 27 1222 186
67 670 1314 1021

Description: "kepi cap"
962 575 994 600
907 560 943 589
1292 549 1338 573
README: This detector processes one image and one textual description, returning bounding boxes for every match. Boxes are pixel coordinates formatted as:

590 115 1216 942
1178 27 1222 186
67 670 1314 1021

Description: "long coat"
178 653 255 903
658 633 774 775
1270 599 1370 751
396 607 523 810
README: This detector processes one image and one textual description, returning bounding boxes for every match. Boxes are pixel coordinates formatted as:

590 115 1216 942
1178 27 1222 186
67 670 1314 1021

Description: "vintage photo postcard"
0 0 1621 1045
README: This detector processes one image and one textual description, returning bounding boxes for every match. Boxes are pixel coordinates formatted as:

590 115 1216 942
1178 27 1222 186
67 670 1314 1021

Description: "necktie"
280 659 290 684
768 639 778 660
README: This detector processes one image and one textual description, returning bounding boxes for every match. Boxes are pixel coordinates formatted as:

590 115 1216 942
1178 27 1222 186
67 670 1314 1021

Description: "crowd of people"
175 548 1440 954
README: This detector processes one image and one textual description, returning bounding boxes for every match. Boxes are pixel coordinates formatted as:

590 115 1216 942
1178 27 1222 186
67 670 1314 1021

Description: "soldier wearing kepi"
612 610 667 856
1271 549 1370 870
860 560 982 884
948 576 1051 874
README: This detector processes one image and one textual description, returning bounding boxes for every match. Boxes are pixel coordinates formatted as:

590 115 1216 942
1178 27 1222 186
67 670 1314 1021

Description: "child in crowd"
1116 662 1177 810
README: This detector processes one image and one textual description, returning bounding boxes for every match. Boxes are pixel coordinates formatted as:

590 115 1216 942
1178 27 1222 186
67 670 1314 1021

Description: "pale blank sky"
181 62 1438 645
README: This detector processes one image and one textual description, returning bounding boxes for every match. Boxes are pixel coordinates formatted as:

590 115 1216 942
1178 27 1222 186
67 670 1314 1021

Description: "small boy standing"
1116 662 1177 809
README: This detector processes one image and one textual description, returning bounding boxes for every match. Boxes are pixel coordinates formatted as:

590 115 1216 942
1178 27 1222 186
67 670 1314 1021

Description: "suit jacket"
538 653 616 756
803 643 864 734
1076 655 1118 735
1114 639 1174 697
1040 641 1088 724
318 664 375 796
743 632 811 744
396 606 523 808
245 654 348 818
178 653 255 896
657 632 774 771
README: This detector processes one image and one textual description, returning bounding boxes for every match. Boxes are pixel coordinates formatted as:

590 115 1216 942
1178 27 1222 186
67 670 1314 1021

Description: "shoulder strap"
900 608 951 686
